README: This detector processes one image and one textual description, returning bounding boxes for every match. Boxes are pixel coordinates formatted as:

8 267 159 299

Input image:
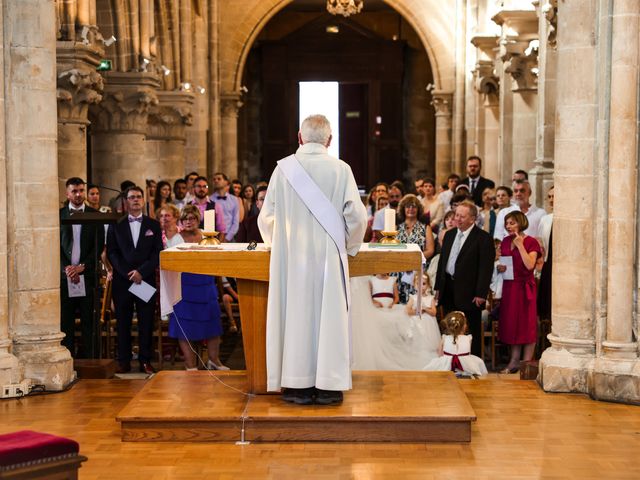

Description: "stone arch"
219 0 456 95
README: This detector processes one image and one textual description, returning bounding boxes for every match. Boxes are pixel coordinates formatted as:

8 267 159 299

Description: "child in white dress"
423 311 488 376
401 274 441 351
369 273 398 308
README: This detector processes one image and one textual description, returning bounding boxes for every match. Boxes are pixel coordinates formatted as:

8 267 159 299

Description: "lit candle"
384 208 395 232
204 209 215 232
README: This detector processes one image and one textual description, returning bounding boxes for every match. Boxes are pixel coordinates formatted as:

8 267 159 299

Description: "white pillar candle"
204 209 215 232
384 208 396 232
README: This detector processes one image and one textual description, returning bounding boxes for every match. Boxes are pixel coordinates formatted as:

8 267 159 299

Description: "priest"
258 114 367 406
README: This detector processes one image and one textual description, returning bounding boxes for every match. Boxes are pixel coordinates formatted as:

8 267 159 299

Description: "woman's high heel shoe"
206 359 230 371
499 366 519 374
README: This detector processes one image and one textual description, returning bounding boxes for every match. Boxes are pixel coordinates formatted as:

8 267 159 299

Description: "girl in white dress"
403 274 441 347
350 273 439 371
424 311 488 376
369 273 398 308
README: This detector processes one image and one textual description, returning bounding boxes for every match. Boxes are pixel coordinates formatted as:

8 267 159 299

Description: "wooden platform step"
117 370 476 443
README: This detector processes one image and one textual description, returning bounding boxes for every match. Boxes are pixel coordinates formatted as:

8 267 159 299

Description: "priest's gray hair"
299 114 332 145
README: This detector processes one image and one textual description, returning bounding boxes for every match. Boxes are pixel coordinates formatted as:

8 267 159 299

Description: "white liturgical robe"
258 142 368 392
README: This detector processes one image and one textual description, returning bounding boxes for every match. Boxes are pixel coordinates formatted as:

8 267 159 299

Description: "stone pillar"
220 92 243 178
4 0 74 390
592 0 640 402
529 0 557 207
90 72 160 191
470 35 501 184
56 42 104 201
146 91 195 181
494 9 539 185
0 0 20 388
539 0 598 394
431 90 454 186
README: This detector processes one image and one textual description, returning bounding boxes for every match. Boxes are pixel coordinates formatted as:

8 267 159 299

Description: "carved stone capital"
430 90 453 117
220 93 244 118
147 91 196 141
473 61 500 105
499 39 539 92
90 72 161 134
56 42 104 124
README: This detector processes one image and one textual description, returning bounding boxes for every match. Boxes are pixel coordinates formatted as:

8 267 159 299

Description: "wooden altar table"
160 244 422 394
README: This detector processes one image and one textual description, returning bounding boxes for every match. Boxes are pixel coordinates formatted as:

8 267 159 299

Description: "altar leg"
236 279 269 394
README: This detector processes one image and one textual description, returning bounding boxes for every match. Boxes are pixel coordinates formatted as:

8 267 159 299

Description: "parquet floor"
1 375 639 479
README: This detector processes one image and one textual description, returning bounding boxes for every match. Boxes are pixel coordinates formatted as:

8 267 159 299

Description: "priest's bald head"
298 114 333 147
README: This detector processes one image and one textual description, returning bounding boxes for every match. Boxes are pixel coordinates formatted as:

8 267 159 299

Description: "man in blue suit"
107 186 163 374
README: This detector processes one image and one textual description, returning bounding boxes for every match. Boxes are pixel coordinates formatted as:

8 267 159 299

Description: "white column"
220 92 243 178
529 0 557 207
539 0 599 394
431 90 454 186
4 0 74 390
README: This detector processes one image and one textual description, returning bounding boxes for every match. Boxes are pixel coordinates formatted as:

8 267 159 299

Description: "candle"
384 208 395 232
204 209 215 232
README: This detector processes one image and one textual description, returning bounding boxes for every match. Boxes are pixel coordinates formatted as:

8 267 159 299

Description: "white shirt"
493 204 547 241
439 190 454 210
445 224 473 276
68 204 85 265
128 214 143 247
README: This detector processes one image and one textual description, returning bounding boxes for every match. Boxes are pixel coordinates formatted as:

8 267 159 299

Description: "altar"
158 243 424 394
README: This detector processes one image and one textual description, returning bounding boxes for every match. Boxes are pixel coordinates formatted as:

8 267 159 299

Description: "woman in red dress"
497 211 541 373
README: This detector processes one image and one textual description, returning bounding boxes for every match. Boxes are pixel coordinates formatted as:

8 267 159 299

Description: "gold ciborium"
199 231 221 246
379 230 401 245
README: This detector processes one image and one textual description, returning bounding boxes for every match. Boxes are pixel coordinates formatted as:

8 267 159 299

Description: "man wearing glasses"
107 186 163 374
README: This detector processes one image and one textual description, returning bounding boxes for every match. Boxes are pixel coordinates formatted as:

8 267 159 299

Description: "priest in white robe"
258 114 367 406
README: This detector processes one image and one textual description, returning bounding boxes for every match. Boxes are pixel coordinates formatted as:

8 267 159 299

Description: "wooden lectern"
160 246 422 394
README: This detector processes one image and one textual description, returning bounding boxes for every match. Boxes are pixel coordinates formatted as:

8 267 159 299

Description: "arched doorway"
227 0 447 189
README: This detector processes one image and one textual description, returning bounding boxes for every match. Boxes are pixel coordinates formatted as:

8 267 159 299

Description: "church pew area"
116 370 475 443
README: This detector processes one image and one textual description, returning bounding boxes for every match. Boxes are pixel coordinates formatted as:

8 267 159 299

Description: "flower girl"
423 311 488 376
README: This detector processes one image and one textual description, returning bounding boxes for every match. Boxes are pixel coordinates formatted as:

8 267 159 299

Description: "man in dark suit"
435 201 494 356
460 156 495 207
60 177 105 358
107 186 163 374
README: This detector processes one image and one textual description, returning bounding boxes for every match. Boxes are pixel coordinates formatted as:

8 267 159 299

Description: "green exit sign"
97 59 112 71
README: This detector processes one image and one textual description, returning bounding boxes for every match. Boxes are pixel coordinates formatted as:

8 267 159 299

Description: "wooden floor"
2 375 639 479
117 371 476 443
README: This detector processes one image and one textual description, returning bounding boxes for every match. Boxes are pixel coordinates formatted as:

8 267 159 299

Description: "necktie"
217 195 227 200
128 216 142 223
446 230 465 277
470 179 476 194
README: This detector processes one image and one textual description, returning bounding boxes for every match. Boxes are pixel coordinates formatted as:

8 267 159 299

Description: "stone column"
592 0 640 402
146 91 195 181
56 42 104 201
431 90 453 186
470 35 500 184
4 0 74 390
494 9 539 185
0 0 20 388
529 0 557 207
539 0 598 394
220 92 243 178
90 72 160 191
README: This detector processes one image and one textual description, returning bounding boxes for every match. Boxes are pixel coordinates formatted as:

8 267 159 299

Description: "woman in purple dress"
496 211 541 374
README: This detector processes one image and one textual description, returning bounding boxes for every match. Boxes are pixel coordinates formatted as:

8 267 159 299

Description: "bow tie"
216 195 227 200
128 216 142 223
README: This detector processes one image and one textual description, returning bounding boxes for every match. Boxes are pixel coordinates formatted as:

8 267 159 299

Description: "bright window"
299 81 339 158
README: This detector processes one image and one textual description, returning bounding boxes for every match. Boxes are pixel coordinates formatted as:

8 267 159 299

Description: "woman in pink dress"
497 211 541 374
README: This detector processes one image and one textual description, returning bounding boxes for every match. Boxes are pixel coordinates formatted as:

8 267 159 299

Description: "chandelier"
327 0 364 17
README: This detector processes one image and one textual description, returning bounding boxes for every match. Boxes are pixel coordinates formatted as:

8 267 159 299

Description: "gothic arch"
220 0 456 95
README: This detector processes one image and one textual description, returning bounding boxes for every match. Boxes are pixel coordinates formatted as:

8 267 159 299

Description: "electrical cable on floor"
173 310 255 445
172 310 255 398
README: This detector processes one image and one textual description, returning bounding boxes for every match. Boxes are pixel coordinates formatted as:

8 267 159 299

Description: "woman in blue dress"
168 205 228 371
